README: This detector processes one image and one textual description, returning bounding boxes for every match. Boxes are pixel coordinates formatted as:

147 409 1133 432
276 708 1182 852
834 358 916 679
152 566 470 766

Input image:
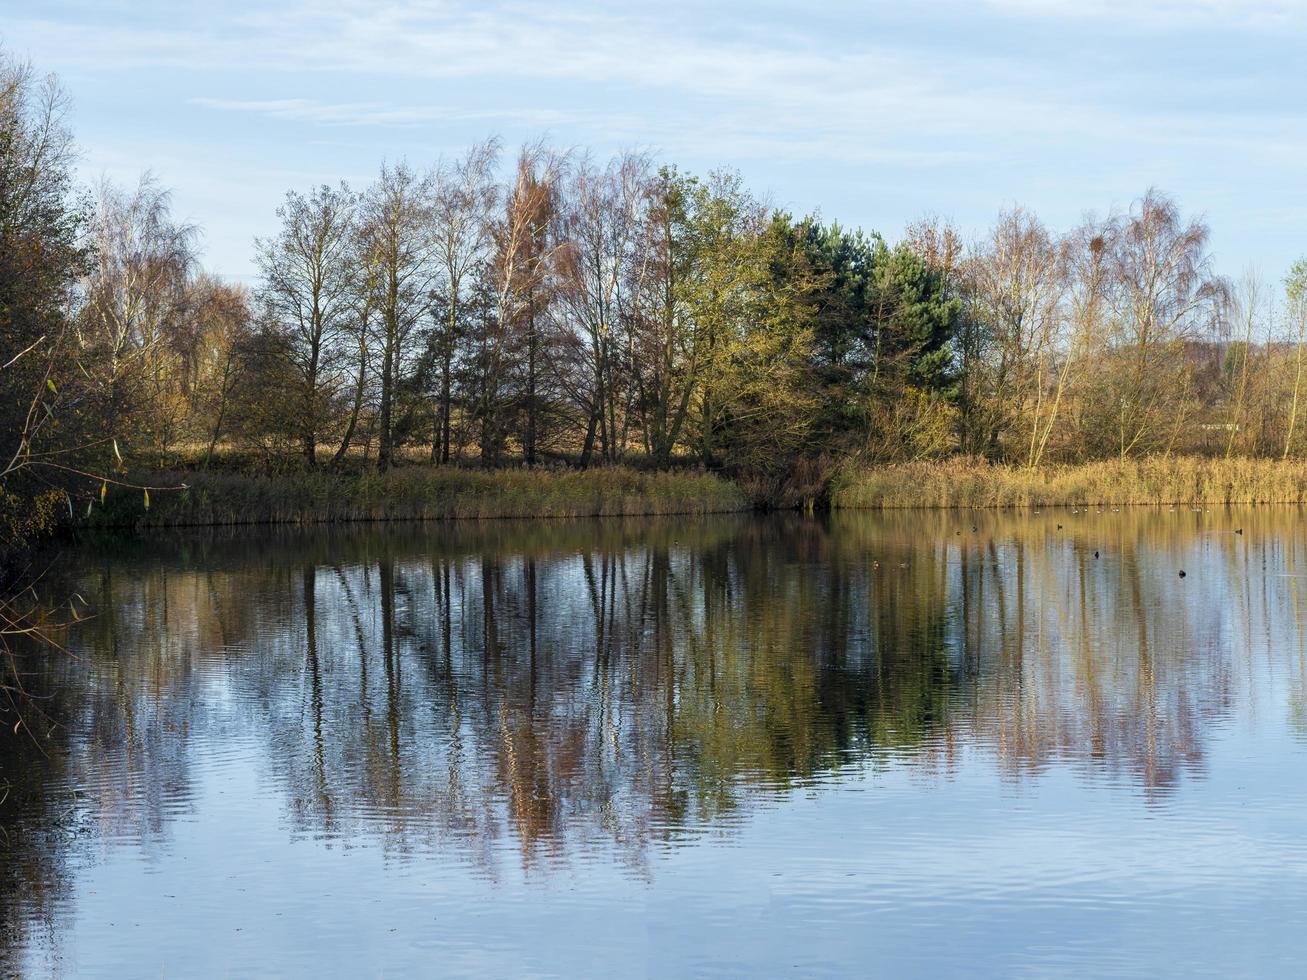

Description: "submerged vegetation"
6 45 1307 562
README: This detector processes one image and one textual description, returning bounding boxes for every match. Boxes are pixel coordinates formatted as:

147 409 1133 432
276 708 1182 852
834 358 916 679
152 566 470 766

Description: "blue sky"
3 0 1304 283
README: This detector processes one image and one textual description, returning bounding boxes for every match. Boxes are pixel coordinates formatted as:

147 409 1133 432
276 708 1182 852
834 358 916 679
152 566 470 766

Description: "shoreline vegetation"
832 456 1307 510
80 454 1307 530
89 465 750 528
9 47 1307 562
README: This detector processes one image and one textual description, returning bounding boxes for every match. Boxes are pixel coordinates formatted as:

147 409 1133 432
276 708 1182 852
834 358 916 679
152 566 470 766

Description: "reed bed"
89 465 748 528
831 456 1307 509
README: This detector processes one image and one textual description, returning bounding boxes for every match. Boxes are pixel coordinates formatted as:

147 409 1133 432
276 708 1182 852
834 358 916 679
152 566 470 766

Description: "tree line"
5 51 1307 550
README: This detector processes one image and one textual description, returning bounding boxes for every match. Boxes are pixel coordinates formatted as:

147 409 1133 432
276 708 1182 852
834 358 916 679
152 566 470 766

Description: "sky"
3 0 1304 284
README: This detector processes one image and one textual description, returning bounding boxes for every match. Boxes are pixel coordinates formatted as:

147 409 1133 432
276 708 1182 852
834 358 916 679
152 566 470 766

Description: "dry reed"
89 465 748 528
832 456 1307 509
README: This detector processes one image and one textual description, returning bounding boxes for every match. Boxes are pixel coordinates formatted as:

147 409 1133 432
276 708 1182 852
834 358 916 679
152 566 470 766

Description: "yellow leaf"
143 488 150 511
100 480 107 504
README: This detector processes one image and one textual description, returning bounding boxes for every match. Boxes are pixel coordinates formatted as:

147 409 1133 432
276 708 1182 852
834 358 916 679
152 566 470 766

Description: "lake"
4 508 1307 977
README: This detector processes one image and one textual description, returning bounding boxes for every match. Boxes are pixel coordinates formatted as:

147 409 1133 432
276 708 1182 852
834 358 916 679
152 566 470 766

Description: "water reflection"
4 508 1307 974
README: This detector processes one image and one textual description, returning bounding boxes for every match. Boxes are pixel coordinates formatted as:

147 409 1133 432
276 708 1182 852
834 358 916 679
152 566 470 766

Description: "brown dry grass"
90 465 749 528
832 456 1307 509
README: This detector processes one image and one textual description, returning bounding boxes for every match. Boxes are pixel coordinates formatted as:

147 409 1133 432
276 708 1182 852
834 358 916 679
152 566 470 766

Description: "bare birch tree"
428 139 498 462
82 173 197 456
1104 189 1225 458
357 162 435 470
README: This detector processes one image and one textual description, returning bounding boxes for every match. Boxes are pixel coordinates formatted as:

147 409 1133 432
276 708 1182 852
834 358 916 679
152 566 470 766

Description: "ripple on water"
5 510 1307 977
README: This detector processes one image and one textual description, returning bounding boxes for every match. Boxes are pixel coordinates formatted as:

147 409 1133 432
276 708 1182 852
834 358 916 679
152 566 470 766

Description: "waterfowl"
1179 570 1187 578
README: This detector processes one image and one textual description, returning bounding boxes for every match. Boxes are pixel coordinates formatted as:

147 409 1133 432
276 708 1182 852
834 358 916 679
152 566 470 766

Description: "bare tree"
629 167 697 466
187 276 251 466
428 139 498 463
1104 189 1226 458
1224 271 1264 458
1052 220 1112 463
555 151 650 465
357 162 435 470
466 143 565 464
329 242 378 469
963 208 1067 464
255 183 359 466
81 173 197 457
1285 260 1307 459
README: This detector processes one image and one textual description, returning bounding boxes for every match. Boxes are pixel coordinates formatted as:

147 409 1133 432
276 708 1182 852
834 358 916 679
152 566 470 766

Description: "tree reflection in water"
5 507 1307 967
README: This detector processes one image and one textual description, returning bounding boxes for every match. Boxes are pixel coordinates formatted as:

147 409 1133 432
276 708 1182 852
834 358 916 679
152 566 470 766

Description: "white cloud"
189 97 588 128
8 0 1304 277
982 0 1307 27
14 0 1285 161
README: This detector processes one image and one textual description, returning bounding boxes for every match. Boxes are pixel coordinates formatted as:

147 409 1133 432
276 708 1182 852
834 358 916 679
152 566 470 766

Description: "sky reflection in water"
3 508 1307 977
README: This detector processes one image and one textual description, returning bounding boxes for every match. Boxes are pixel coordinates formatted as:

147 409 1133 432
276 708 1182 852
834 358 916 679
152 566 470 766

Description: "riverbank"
832 456 1307 509
88 466 749 528
72 455 1307 532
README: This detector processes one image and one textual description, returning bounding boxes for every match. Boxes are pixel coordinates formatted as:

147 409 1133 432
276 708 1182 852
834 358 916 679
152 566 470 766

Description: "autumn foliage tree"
10 39 1307 561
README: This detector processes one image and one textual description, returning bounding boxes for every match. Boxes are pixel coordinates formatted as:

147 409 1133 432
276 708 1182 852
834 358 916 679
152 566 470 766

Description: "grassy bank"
88 465 748 529
71 455 1307 530
832 456 1307 509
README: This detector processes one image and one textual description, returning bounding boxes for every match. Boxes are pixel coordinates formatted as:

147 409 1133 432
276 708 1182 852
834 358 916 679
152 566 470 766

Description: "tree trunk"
378 312 395 471
439 354 453 464
579 408 598 468
525 302 537 467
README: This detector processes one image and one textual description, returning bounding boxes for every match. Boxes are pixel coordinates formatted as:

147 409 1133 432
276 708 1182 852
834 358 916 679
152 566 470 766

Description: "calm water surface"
4 509 1307 977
